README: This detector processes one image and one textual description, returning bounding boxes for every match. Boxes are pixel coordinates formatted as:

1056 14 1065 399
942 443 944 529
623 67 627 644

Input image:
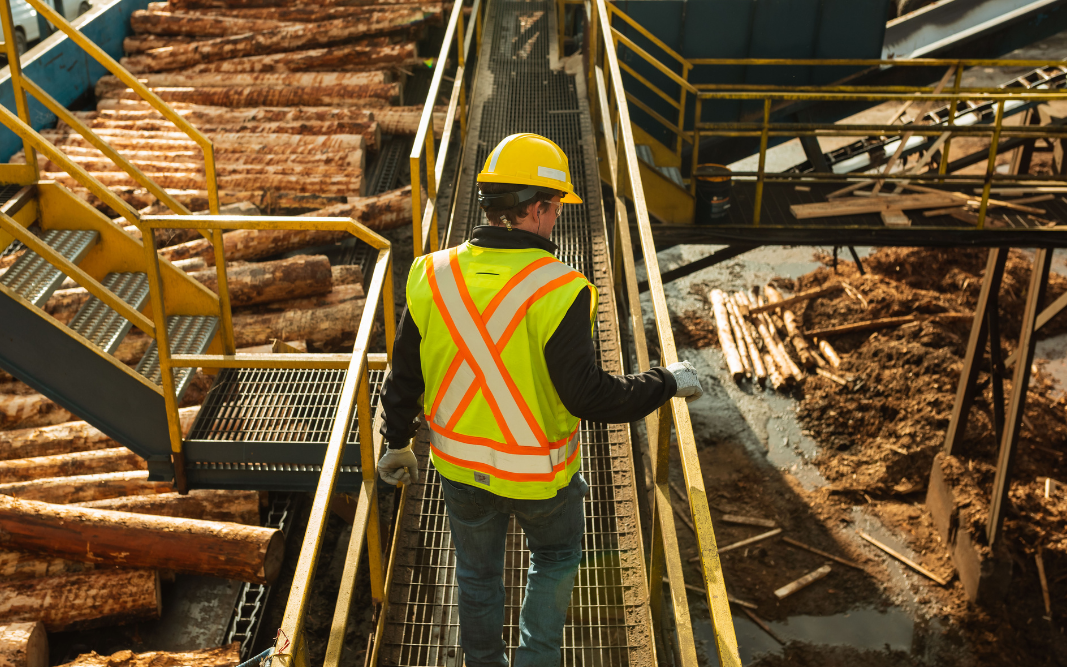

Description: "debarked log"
55 644 239 667
0 449 145 484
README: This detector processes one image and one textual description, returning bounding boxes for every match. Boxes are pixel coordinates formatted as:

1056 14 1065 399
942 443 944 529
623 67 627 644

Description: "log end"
262 529 285 585
0 621 47 667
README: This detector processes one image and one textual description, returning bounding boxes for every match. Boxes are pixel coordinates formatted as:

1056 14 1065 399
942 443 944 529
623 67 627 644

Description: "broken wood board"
774 564 832 599
718 528 782 554
858 531 948 585
790 193 959 219
880 209 910 227
721 514 776 529
782 536 864 570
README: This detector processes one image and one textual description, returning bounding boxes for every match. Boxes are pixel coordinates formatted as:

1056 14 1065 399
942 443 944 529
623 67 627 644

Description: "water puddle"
1035 333 1067 392
692 606 914 665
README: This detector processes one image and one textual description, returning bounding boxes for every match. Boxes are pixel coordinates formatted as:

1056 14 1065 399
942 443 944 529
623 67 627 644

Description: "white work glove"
668 360 704 403
377 444 418 486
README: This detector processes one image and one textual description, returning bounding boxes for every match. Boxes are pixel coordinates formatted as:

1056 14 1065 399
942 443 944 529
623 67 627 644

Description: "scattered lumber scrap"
55 644 240 667
0 496 284 584
858 531 949 586
790 193 959 219
0 622 46 667
0 569 161 631
781 536 864 570
718 528 782 554
774 564 832 599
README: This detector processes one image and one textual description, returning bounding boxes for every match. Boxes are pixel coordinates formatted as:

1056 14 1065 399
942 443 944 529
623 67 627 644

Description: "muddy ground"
669 246 1067 666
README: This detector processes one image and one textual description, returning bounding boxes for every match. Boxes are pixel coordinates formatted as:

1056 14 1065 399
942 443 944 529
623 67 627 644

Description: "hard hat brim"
562 191 583 204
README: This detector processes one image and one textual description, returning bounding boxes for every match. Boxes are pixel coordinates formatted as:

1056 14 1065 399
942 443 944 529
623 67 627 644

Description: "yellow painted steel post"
411 153 424 257
689 98 702 196
677 63 691 161
476 0 484 55
358 362 386 603
139 225 188 493
382 252 396 362
646 400 673 653
976 100 1005 230
752 98 772 227
202 143 235 354
938 62 965 178
425 116 439 253
587 0 598 111
0 0 36 180
457 6 468 141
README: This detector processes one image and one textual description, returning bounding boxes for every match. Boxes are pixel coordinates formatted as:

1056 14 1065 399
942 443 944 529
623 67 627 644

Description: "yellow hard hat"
477 133 583 205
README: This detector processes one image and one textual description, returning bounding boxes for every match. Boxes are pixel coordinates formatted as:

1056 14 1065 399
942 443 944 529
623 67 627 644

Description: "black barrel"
693 164 732 223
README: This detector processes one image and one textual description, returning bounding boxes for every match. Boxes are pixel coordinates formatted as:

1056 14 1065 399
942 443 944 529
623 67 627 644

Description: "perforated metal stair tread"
0 229 98 307
69 272 150 354
136 315 218 402
182 367 385 491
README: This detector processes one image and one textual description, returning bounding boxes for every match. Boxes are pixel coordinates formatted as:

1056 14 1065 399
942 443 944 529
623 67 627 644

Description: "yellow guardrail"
600 0 1067 229
411 0 485 257
583 0 742 664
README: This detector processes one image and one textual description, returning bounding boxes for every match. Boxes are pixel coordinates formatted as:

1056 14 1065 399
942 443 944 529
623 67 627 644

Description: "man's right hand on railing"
377 443 419 486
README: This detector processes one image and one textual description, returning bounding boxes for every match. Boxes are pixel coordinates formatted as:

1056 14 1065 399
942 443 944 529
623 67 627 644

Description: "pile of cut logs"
709 284 848 390
13 0 449 216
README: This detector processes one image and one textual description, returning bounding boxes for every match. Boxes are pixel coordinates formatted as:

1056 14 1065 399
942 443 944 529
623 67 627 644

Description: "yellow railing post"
457 4 468 141
977 99 1006 230
752 98 771 227
689 97 701 196
938 61 965 179
677 63 690 161
0 0 37 181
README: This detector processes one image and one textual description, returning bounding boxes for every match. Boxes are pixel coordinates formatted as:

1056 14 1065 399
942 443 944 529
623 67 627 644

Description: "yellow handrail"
584 0 742 664
410 0 486 257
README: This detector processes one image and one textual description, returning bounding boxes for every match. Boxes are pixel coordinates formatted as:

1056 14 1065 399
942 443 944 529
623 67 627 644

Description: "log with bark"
0 569 161 631
0 496 284 584
42 128 366 153
44 171 364 198
163 4 442 22
0 407 199 461
0 395 73 432
76 119 380 153
143 40 413 70
75 490 261 525
95 71 390 97
0 383 36 396
233 296 365 348
241 282 364 314
158 186 411 264
760 313 803 380
0 622 46 667
130 10 298 36
782 310 815 369
123 33 201 53
56 644 240 667
723 297 753 378
0 549 96 583
0 449 145 484
70 186 349 216
0 471 172 504
120 10 429 72
105 83 399 108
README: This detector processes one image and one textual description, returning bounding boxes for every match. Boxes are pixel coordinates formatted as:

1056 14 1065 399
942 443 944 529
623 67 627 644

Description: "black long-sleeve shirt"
379 225 676 449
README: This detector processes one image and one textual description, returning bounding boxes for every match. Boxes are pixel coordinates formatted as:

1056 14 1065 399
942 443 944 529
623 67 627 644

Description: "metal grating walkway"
380 2 655 666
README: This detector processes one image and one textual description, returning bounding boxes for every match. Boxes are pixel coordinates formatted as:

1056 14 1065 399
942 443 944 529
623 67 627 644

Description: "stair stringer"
0 283 174 480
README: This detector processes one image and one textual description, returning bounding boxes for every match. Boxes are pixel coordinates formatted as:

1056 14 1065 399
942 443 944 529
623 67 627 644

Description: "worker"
376 133 703 667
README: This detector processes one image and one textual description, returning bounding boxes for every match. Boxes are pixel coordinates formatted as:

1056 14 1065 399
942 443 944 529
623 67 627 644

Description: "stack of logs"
0 411 284 637
13 0 449 215
709 284 847 391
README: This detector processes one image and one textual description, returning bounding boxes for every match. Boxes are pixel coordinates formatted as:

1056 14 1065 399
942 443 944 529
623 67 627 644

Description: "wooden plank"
781 536 864 571
718 528 782 554
749 283 843 315
790 193 958 219
721 514 776 529
774 564 832 599
858 531 949 585
881 209 910 227
806 316 916 338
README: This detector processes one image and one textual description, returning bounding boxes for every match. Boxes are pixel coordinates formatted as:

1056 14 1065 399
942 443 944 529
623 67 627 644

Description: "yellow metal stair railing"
581 0 742 664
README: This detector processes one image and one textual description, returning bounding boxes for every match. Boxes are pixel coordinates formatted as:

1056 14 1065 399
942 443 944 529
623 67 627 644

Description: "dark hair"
479 182 560 227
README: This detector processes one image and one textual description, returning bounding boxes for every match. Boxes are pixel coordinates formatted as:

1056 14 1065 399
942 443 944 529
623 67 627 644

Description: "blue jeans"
439 471 589 667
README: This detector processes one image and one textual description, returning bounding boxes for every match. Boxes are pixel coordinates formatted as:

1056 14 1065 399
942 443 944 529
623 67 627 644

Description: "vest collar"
469 225 558 254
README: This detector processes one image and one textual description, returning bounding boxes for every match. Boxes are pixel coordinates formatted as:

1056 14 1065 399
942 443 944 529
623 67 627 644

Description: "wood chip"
742 608 785 645
719 528 782 554
774 564 832 599
722 514 776 529
858 531 949 586
782 536 865 570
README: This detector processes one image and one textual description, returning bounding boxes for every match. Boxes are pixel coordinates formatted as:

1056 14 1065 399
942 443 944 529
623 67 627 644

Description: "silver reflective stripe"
432 251 541 446
537 165 567 182
430 429 580 476
488 135 521 172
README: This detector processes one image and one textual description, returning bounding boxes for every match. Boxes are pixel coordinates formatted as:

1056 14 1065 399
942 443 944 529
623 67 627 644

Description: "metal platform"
136 314 219 403
0 228 97 306
69 272 150 354
380 2 654 665
183 367 385 491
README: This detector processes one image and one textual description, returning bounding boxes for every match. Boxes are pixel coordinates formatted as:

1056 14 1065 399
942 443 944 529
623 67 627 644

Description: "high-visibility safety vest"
407 242 598 500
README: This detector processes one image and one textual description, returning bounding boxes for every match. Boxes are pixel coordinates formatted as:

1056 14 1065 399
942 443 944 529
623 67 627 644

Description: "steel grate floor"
381 2 654 666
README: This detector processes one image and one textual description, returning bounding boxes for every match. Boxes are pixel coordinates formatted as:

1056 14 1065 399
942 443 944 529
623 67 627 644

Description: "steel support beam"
987 248 1052 545
943 248 1007 456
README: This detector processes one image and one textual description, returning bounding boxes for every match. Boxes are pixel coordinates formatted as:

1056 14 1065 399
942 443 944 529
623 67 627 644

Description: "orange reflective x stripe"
425 247 584 448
